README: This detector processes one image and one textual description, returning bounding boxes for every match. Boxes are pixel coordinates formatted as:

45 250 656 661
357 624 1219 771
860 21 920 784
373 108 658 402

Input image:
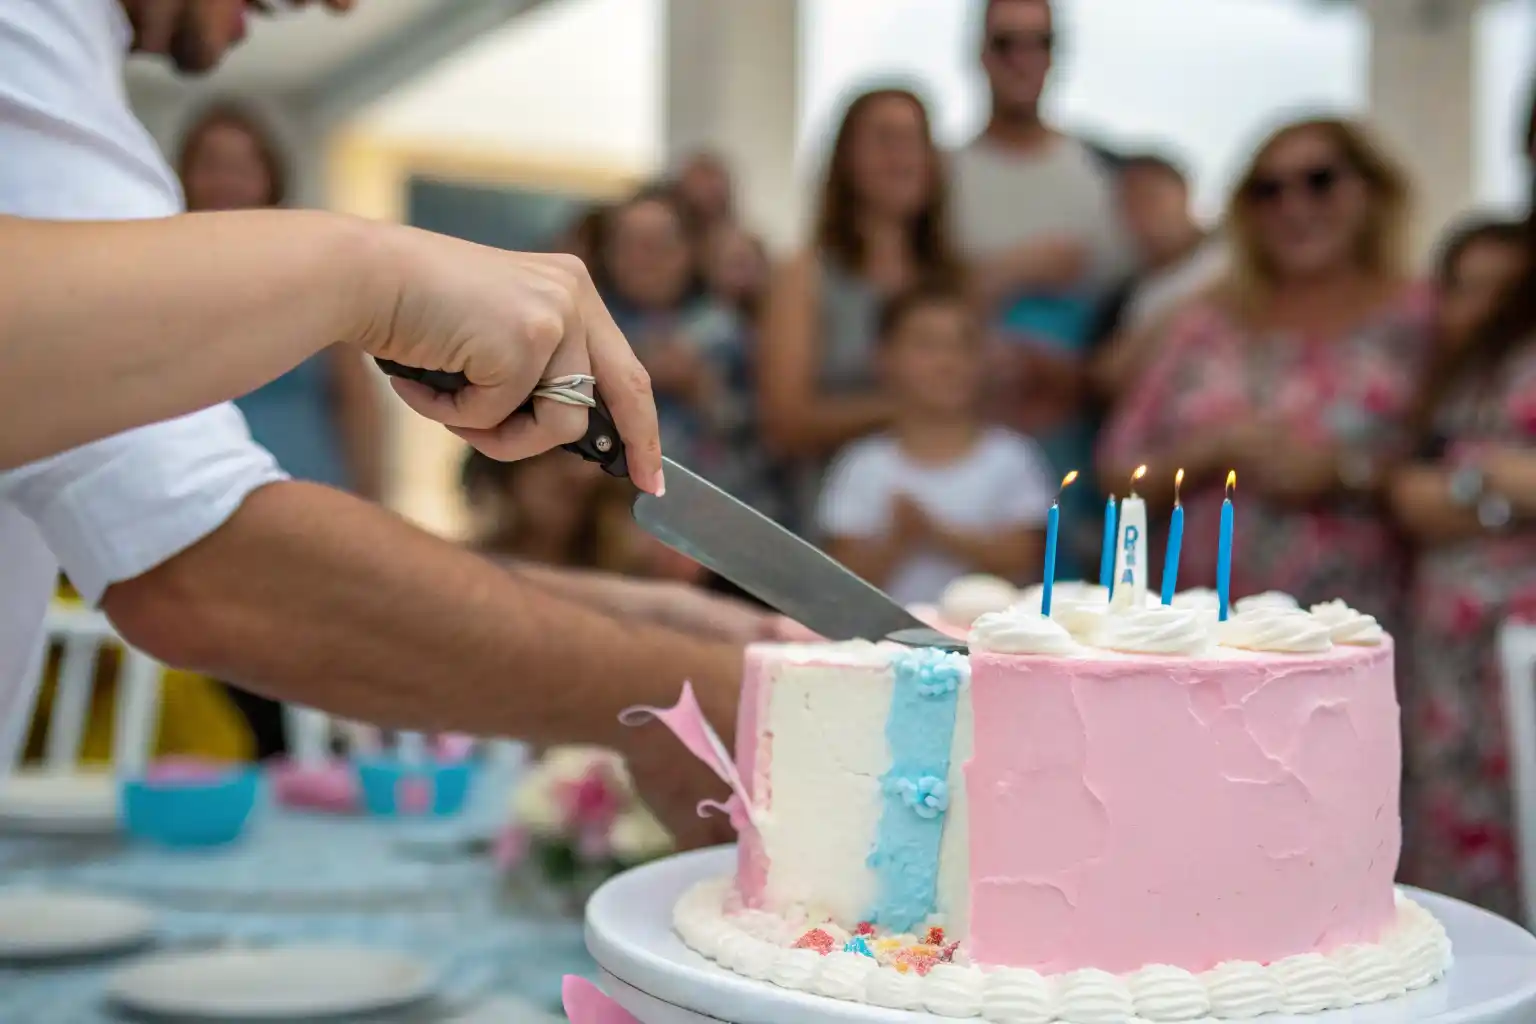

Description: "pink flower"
1446 590 1486 638
555 765 625 834
576 826 612 863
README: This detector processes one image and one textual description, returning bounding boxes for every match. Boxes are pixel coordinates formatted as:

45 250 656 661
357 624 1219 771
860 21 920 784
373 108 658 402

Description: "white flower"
509 746 636 838
609 806 674 862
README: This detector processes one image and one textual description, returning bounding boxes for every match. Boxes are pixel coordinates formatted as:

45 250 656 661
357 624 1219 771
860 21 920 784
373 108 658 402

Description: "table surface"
0 763 584 1023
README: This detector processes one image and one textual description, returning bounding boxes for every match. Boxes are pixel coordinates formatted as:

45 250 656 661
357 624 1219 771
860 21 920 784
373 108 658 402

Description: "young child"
816 283 1056 604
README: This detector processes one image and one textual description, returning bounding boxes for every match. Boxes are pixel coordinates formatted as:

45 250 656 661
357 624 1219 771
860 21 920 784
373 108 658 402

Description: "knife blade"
373 359 962 649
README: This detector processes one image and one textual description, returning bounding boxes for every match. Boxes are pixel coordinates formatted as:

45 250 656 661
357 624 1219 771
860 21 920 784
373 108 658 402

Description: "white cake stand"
585 847 1536 1024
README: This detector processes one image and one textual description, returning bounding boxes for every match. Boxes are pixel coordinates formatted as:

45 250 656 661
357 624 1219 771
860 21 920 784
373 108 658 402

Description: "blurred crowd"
167 2 1534 921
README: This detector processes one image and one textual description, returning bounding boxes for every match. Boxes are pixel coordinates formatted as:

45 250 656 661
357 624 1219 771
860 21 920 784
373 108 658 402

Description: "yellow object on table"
22 585 254 765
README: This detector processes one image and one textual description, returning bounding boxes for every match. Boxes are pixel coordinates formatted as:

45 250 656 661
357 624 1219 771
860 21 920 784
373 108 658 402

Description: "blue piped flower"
899 650 966 698
844 936 874 957
891 775 949 819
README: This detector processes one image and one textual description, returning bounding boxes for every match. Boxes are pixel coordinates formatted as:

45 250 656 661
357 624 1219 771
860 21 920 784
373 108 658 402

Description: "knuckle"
521 311 565 352
619 362 654 402
544 250 592 287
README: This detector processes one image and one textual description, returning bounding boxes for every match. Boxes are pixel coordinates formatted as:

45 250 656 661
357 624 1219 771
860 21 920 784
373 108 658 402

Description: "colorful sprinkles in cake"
789 921 970 975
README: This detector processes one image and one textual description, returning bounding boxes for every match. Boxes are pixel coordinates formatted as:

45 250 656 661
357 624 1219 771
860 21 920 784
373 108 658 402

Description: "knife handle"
374 358 629 479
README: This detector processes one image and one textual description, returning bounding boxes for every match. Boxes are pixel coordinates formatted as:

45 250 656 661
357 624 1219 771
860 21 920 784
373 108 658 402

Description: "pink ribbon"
562 976 640 1024
620 681 757 833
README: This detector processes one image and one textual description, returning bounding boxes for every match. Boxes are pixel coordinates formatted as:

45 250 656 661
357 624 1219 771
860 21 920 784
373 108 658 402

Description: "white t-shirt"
949 135 1131 289
0 0 286 766
815 428 1055 605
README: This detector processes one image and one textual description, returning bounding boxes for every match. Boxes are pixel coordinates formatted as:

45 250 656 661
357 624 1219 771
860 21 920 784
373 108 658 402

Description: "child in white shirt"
816 284 1056 605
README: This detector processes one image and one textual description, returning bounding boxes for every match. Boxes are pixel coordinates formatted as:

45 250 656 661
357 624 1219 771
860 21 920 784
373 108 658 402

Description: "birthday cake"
646 576 1449 1023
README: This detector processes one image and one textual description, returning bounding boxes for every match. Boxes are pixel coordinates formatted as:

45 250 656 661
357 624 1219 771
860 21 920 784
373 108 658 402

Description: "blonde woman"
1099 118 1432 624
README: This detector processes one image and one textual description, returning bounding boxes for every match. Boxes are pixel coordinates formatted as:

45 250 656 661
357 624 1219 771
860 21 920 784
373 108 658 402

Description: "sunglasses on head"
1244 164 1345 205
987 30 1054 57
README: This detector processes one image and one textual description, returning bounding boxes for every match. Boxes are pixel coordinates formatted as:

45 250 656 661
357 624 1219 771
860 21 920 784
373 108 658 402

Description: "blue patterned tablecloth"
0 765 588 1022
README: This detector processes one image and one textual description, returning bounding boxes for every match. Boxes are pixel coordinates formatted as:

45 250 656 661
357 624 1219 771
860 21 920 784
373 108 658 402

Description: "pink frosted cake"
667 583 1451 1022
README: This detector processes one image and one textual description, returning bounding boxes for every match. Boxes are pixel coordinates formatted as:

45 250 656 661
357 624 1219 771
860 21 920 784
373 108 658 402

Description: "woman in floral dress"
1099 119 1431 627
1390 210 1536 920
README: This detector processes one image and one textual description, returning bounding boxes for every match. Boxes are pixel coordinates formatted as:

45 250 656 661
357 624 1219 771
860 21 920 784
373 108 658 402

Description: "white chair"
4 602 162 777
1498 616 1536 929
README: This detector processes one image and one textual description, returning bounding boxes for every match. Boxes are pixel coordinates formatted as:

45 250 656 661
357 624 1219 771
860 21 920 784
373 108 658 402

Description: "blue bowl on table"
355 757 475 817
121 765 259 848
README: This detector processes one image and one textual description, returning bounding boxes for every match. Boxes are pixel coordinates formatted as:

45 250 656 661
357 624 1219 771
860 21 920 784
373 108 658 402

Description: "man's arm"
101 481 739 845
0 211 370 468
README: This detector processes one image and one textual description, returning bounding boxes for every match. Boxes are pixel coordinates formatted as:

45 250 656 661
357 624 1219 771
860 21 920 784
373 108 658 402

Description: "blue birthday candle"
1041 471 1078 618
1161 469 1185 605
1099 493 1117 592
1217 471 1235 622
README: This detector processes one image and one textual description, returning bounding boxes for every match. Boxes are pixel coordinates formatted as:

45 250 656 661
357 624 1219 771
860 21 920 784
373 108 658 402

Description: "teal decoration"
843 936 874 958
865 649 966 932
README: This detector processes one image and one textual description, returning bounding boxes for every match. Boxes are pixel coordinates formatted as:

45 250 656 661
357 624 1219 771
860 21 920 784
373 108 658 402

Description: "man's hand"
365 228 665 496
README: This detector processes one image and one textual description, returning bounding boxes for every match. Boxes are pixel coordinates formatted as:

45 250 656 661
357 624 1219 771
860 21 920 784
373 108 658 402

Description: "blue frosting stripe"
866 648 966 932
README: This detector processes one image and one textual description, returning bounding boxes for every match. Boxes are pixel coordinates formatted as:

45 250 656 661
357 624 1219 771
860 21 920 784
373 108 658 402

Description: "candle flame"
1130 464 1148 495
1174 468 1185 506
1226 469 1237 498
1060 470 1079 490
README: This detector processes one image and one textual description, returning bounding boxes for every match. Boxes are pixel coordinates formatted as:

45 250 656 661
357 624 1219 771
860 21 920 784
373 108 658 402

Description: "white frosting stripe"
676 879 1451 1023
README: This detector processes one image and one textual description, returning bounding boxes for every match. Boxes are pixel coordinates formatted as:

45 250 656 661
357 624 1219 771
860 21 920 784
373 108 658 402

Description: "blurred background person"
1391 157 1535 918
596 185 782 524
701 220 771 323
461 448 607 569
759 87 962 534
1099 118 1430 625
950 0 1130 577
177 102 385 759
1091 153 1227 398
178 103 385 503
672 150 735 236
816 283 1053 604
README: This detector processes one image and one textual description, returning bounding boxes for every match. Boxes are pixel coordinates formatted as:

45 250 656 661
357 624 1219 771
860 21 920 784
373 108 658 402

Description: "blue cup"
121 767 259 848
354 757 475 817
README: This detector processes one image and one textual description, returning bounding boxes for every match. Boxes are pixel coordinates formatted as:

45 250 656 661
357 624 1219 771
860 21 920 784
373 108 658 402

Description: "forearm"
0 211 379 469
763 396 893 459
1487 452 1536 517
102 482 740 753
1389 467 1482 543
927 527 1042 581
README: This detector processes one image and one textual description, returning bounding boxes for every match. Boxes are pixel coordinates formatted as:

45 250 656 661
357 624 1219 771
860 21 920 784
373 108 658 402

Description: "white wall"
351 0 662 172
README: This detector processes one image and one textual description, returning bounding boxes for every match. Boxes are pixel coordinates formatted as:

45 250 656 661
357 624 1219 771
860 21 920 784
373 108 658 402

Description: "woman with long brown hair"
757 86 962 532
177 103 385 758
1099 117 1431 621
1389 89 1536 919
177 103 384 502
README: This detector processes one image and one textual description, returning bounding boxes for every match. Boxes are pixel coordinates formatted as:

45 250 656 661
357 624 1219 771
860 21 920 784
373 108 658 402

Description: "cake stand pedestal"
585 847 1536 1024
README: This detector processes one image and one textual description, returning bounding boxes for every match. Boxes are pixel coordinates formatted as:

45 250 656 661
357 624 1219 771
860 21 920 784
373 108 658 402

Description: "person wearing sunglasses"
1099 117 1432 634
0 0 751 851
1387 84 1536 922
949 0 1133 581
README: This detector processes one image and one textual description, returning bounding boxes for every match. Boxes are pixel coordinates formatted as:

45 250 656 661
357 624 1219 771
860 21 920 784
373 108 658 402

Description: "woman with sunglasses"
1098 118 1431 625
1388 87 1536 921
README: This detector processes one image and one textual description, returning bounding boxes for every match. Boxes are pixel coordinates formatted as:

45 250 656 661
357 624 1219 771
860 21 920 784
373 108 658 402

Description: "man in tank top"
949 0 1131 578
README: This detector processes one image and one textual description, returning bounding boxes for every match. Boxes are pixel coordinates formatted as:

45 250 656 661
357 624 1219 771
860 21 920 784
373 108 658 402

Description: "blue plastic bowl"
355 757 475 817
121 767 259 848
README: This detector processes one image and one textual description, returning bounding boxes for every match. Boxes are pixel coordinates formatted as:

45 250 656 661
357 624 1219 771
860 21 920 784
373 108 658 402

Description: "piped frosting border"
674 877 1451 1023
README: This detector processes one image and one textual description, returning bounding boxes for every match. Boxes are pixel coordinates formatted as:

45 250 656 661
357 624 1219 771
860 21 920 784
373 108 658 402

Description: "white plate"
106 946 438 1020
0 769 119 835
0 890 154 960
587 847 1536 1024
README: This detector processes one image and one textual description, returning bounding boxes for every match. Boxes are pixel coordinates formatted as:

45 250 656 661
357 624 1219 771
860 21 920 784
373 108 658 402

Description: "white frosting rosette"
939 575 1020 627
1309 599 1384 645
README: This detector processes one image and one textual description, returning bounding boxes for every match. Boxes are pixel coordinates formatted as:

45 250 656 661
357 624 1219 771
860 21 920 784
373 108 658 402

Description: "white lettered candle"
1111 465 1149 610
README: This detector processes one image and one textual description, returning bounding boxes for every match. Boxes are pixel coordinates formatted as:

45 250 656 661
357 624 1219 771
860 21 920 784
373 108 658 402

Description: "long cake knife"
375 360 961 650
